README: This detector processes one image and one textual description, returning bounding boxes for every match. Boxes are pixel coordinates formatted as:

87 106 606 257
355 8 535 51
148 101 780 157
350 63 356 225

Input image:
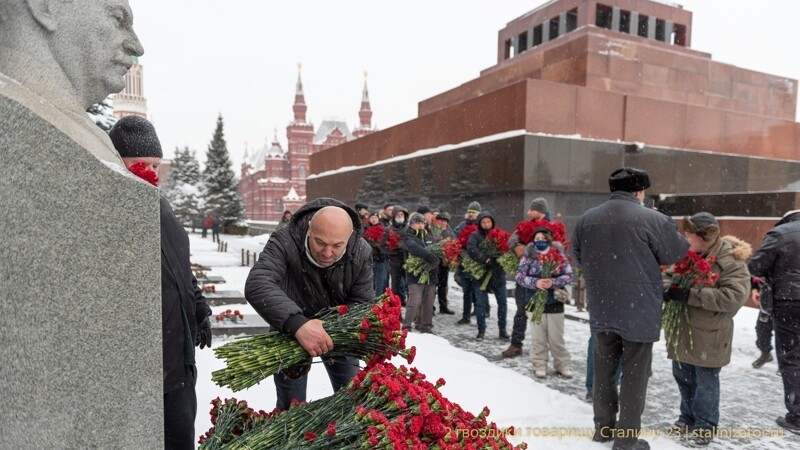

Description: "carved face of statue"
51 0 144 108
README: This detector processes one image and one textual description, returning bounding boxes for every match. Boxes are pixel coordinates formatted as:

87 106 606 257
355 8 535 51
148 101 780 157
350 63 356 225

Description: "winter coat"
403 227 439 285
383 206 410 269
748 212 800 301
516 244 573 314
212 216 221 232
572 191 689 343
663 236 752 367
203 216 214 229
245 198 374 336
466 211 505 281
160 197 212 393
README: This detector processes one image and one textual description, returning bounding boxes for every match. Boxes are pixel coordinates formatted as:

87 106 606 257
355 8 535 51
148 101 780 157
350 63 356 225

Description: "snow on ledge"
307 130 613 179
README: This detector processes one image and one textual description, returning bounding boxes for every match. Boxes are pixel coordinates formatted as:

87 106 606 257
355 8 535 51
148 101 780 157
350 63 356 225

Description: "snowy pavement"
187 232 799 449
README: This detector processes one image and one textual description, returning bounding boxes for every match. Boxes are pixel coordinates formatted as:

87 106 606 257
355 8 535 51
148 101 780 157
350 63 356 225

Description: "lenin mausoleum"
306 0 799 247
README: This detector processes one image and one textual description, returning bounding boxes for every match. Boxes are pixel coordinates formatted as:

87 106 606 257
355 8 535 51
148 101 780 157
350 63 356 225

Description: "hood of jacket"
776 210 800 227
476 211 495 236
720 235 753 261
391 205 410 229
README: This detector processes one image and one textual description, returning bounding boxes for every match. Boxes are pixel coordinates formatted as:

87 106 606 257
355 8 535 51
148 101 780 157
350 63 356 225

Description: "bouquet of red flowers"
457 224 478 249
662 251 718 363
515 220 537 245
386 229 402 251
200 361 526 450
524 250 567 324
216 309 243 323
462 227 511 290
429 218 448 238
403 238 462 285
212 290 413 391
362 225 384 247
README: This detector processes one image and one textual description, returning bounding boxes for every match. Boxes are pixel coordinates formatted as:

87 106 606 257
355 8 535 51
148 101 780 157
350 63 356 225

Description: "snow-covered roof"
266 141 286 160
257 177 290 184
283 187 303 201
314 119 353 144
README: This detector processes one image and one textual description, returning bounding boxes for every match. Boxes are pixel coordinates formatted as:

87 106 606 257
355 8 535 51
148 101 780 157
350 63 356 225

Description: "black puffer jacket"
245 198 374 336
749 211 800 301
160 197 212 393
466 211 504 278
383 206 409 268
404 227 439 285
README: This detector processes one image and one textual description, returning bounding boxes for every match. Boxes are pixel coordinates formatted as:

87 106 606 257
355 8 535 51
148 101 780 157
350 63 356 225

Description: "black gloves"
664 287 691 303
198 316 212 349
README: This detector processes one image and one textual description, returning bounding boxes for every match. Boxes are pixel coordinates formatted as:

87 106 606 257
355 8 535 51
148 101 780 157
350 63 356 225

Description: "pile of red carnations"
215 309 243 323
211 291 413 391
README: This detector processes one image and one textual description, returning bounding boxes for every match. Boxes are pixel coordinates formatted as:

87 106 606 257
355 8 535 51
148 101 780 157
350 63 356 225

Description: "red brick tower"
353 72 373 139
286 65 314 197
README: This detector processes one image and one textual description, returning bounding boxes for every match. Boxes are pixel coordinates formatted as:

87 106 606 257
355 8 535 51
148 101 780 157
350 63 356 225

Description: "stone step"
205 290 246 306
211 314 269 337
197 275 226 284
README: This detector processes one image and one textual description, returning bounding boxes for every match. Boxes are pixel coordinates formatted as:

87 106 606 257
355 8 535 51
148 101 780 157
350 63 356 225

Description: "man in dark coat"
245 198 373 410
466 210 509 341
383 205 410 306
434 212 456 315
748 209 800 435
402 213 439 333
572 167 688 450
109 115 213 450
455 201 482 325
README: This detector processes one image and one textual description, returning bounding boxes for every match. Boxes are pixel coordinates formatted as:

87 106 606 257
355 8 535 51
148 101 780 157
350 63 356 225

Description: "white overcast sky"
126 0 800 168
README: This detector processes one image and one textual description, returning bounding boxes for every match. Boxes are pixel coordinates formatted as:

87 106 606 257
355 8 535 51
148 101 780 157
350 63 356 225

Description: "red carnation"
304 432 317 441
457 224 478 249
337 305 349 315
364 225 385 245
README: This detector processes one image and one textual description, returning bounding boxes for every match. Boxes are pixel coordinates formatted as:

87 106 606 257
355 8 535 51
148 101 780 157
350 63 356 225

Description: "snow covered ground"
189 232 799 449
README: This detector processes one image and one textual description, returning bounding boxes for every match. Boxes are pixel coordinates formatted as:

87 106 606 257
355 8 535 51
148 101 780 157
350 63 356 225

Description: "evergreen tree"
87 96 116 132
165 146 203 225
202 114 244 229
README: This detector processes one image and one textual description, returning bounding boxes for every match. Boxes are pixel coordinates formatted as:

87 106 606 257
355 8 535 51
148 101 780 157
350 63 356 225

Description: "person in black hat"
402 213 439 333
109 116 213 450
355 203 369 222
572 167 688 450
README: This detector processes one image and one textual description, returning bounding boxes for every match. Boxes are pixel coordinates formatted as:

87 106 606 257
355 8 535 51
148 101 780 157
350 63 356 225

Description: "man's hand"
664 287 690 303
535 279 554 290
197 316 212 349
295 319 334 357
751 289 761 307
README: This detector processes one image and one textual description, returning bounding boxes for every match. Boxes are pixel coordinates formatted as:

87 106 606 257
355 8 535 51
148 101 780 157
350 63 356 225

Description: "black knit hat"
409 213 426 224
533 226 554 238
355 203 368 211
109 116 163 158
608 167 650 192
417 205 432 215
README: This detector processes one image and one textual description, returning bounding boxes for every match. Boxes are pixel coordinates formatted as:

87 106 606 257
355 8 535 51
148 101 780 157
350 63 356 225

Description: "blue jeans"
472 273 507 334
672 361 721 430
586 334 622 391
373 260 390 297
274 356 359 411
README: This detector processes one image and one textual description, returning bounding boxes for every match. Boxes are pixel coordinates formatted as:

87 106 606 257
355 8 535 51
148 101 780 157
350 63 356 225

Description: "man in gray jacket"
572 168 688 450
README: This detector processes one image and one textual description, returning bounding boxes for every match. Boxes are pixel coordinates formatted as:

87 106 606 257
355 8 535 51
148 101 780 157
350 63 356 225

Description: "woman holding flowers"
662 212 751 447
516 227 573 379
402 213 440 333
467 211 509 340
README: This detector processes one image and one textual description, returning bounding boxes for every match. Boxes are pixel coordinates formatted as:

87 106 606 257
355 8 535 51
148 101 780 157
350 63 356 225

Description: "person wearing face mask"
383 205 410 306
244 198 374 411
516 227 574 379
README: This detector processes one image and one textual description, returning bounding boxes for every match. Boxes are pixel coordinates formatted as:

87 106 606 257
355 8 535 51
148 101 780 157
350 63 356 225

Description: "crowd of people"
107 114 800 450
314 167 800 450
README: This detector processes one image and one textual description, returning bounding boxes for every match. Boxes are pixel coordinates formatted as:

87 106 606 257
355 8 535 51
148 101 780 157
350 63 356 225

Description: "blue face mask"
534 240 550 252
